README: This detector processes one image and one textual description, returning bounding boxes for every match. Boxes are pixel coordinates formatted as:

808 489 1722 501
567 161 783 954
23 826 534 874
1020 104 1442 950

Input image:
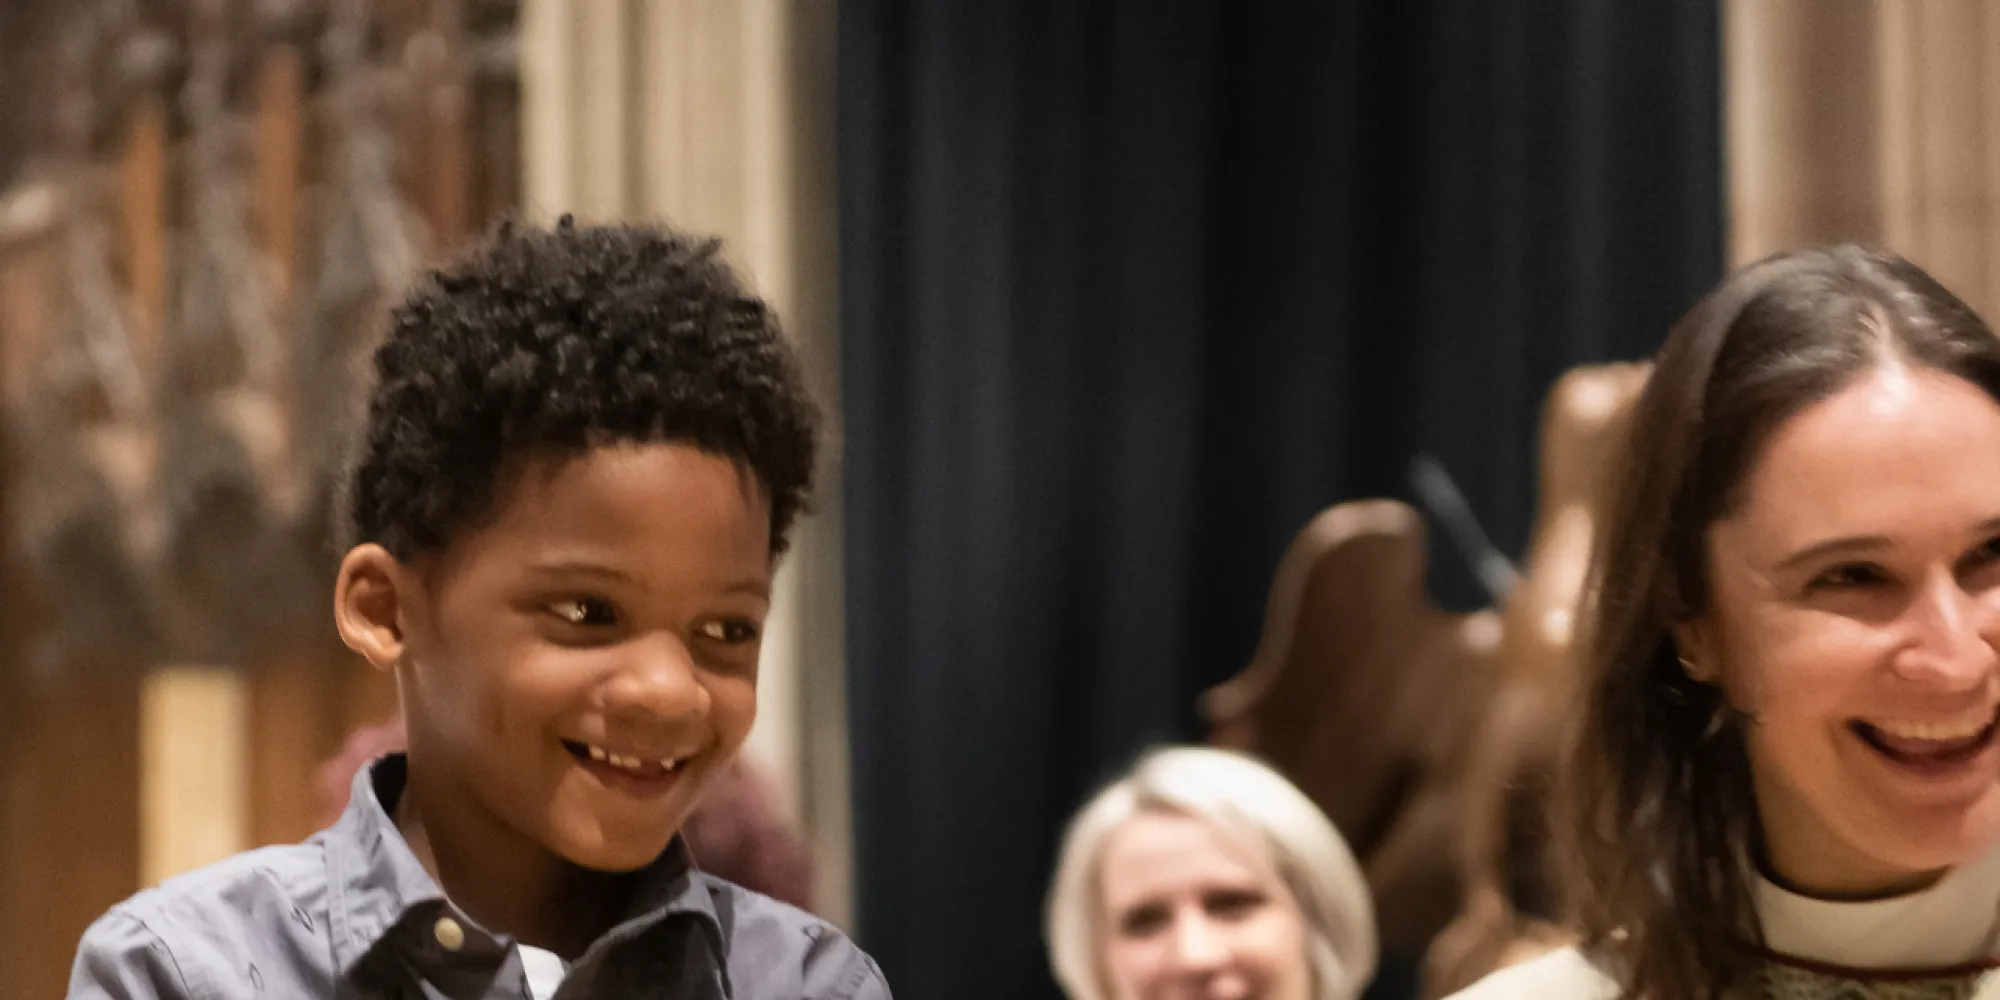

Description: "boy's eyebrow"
523 560 641 585
526 559 774 602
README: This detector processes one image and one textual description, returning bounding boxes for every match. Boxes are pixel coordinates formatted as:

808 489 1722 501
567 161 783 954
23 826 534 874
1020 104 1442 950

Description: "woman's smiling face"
1683 365 2000 898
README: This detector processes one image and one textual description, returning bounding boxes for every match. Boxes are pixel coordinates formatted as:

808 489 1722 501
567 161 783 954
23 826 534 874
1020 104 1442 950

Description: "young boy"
69 219 889 1000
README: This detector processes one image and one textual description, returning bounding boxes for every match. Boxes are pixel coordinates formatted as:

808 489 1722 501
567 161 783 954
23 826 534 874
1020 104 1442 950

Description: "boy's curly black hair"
343 218 819 561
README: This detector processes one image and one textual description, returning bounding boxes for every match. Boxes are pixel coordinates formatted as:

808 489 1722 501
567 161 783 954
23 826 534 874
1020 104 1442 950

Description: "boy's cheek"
706 676 760 745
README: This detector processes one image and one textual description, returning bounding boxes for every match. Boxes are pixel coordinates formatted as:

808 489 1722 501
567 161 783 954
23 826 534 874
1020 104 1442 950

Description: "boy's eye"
550 597 618 627
697 619 761 644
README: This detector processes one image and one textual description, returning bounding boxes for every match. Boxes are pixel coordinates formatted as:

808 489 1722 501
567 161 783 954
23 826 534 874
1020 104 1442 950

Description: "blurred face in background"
1097 810 1313 1000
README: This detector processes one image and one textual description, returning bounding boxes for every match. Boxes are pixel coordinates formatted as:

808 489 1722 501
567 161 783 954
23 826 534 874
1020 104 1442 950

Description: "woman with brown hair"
1453 245 2000 999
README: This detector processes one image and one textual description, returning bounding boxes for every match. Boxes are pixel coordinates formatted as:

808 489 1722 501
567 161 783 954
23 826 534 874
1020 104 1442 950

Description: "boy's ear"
335 544 415 671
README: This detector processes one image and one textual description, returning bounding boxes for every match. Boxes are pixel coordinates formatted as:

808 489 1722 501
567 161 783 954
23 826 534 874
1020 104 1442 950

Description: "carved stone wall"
0 2 518 993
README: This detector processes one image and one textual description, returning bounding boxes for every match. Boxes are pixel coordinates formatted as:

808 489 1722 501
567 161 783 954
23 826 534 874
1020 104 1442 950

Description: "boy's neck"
395 759 635 960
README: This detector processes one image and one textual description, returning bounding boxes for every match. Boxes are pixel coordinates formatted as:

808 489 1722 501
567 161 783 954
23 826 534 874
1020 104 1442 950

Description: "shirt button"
433 916 466 952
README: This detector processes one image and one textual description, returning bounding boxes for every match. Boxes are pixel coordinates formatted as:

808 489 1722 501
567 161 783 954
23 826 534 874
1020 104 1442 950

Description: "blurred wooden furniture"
1203 362 1649 998
1421 362 1648 998
1205 500 1504 955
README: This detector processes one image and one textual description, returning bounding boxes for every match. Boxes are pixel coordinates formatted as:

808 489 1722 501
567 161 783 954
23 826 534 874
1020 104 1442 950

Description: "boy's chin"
547 824 681 874
533 766 706 871
537 800 692 873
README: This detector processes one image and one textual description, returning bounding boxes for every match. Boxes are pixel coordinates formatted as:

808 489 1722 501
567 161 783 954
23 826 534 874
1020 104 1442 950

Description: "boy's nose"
603 633 710 722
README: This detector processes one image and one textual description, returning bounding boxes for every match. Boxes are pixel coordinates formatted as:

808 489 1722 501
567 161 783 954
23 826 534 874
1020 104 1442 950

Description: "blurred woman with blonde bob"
1046 745 1377 1000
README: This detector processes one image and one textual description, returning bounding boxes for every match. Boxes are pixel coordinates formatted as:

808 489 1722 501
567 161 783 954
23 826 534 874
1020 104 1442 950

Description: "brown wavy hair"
1562 244 2000 999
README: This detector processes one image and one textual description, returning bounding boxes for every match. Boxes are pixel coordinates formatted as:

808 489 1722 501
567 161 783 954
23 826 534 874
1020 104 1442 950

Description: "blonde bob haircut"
1045 745 1377 1000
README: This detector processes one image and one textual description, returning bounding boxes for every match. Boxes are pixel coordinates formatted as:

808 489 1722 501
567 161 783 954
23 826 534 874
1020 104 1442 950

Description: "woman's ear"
335 544 415 671
1670 619 1718 683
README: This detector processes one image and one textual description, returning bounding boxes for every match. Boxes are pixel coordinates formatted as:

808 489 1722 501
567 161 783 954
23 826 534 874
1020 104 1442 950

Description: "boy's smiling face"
340 441 772 872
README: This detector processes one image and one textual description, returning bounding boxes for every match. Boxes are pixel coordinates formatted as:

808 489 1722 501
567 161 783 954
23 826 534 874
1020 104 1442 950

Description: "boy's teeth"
580 743 687 775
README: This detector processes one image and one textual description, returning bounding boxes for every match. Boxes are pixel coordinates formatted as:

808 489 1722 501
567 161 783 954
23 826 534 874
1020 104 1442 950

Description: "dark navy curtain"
838 3 1723 997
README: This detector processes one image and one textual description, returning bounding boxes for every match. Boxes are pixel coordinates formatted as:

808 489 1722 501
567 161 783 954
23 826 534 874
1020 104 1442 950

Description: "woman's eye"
550 597 618 627
697 619 762 644
1970 535 2000 566
1204 889 1266 921
1117 904 1169 938
1954 536 2000 589
1810 562 1890 591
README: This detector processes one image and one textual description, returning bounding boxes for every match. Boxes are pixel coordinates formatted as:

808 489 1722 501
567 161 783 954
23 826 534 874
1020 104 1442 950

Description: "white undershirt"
519 944 570 1000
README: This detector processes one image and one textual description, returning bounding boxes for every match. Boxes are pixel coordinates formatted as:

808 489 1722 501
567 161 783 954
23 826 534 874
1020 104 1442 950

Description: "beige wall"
1727 0 2000 315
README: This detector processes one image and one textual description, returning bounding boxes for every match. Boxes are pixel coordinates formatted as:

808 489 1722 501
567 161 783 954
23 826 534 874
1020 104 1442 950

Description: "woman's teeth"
1854 704 2000 767
1871 711 1995 743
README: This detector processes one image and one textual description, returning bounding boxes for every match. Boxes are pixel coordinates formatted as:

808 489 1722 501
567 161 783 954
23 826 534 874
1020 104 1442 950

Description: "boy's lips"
562 739 690 786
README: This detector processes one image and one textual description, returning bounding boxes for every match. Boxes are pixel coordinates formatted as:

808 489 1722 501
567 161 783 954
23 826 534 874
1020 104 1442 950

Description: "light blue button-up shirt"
67 754 890 999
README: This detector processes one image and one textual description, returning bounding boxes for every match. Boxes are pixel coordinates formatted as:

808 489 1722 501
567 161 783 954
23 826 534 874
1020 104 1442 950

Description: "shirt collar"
322 753 725 976
1755 839 2000 970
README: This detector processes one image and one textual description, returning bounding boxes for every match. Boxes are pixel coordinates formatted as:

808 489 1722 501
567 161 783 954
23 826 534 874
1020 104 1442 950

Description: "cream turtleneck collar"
1753 843 2000 971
